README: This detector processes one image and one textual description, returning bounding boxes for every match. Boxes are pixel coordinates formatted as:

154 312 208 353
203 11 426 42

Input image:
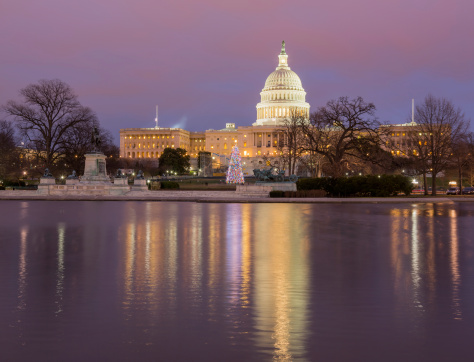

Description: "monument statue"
67 170 78 179
253 167 298 183
115 169 126 178
136 170 145 180
281 40 286 54
91 127 101 152
43 168 53 178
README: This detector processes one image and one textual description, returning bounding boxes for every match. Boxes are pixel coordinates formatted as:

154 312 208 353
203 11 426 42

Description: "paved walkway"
1 190 472 203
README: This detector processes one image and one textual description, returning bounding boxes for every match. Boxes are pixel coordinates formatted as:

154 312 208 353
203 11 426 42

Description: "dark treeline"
272 96 472 195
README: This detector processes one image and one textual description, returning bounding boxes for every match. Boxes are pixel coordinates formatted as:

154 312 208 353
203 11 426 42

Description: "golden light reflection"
410 206 423 311
226 204 243 307
55 222 65 314
207 203 222 315
449 209 462 320
390 208 410 296
188 203 203 295
17 226 28 312
240 204 251 308
123 218 136 315
425 204 436 302
253 204 310 361
16 226 28 346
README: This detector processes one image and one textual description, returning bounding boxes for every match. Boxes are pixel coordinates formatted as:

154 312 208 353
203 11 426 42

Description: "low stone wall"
236 182 297 196
37 183 130 196
236 185 273 196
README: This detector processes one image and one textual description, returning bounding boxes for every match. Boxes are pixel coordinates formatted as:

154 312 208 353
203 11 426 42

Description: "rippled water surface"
1 201 474 361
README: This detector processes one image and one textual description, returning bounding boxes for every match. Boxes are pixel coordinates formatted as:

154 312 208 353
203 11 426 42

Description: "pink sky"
1 0 473 138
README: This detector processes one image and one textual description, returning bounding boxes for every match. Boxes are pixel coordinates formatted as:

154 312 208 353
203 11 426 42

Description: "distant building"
119 42 310 175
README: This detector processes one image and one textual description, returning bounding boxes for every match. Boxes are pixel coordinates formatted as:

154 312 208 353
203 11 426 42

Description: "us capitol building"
119 42 310 175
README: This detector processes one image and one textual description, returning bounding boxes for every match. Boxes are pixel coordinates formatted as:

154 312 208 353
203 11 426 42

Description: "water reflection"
17 226 28 312
253 204 310 360
390 203 463 324
55 223 65 314
2 201 474 361
449 209 462 320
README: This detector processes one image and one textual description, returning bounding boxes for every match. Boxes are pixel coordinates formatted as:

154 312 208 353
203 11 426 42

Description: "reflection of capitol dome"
254 41 310 126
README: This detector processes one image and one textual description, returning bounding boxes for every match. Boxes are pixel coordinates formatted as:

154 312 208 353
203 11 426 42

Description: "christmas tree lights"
226 145 245 184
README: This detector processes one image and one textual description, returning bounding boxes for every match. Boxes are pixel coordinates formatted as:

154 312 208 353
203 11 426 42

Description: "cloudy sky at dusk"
1 0 473 140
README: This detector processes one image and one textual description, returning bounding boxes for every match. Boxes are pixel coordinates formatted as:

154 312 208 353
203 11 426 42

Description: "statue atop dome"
281 41 286 55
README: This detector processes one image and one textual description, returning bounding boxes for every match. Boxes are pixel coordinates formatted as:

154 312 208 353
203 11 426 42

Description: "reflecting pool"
1 201 474 361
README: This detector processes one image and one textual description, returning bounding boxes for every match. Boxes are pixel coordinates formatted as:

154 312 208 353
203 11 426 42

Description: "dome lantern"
278 40 289 69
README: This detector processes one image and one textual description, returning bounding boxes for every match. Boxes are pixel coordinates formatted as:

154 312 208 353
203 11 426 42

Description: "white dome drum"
254 41 310 126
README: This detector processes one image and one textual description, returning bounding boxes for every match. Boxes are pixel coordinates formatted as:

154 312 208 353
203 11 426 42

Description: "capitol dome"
263 69 304 91
254 41 310 126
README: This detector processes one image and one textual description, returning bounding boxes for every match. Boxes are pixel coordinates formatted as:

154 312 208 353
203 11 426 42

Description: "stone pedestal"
66 178 79 185
110 177 130 195
82 152 109 182
113 177 128 185
132 179 148 191
37 177 56 195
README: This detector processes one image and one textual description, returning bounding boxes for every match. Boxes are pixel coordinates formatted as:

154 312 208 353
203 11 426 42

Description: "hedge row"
160 181 180 189
269 190 327 198
296 175 412 197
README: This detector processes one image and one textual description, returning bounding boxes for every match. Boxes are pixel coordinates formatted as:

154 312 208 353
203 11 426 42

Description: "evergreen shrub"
269 190 285 198
160 181 180 189
296 175 412 197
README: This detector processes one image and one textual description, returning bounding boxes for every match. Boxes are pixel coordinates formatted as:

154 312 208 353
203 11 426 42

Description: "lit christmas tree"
226 145 245 184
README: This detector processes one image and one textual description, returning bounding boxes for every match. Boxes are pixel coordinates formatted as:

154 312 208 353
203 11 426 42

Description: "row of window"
124 135 174 140
125 143 179 149
261 93 304 101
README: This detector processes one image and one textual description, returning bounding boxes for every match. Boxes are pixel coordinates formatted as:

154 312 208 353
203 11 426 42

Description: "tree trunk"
423 172 428 196
431 174 437 196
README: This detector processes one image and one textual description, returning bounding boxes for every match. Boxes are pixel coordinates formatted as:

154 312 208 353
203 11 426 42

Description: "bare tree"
411 95 469 195
302 97 381 177
451 132 474 190
276 112 307 175
0 120 22 181
3 79 97 169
